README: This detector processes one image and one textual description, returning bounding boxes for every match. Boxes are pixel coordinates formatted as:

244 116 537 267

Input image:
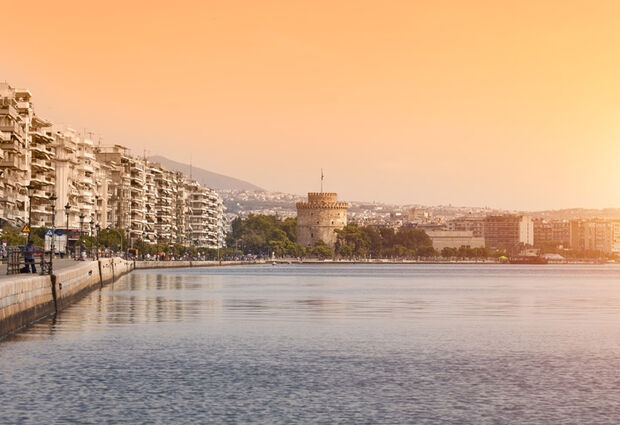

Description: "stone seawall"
133 260 251 269
0 258 134 338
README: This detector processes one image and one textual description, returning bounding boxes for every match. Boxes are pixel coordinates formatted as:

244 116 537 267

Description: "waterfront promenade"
0 258 76 279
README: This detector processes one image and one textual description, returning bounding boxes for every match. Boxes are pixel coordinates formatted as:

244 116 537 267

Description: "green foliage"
308 240 333 259
0 224 27 246
97 228 127 250
335 224 436 258
31 227 46 246
227 214 302 256
441 246 490 258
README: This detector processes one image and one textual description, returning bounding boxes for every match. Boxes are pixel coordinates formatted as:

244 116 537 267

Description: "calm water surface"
3 264 620 424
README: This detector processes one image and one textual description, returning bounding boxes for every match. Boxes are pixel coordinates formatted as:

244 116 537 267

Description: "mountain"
148 155 264 191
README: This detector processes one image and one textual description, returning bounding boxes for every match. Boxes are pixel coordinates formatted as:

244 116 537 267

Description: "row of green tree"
334 224 437 258
225 217 497 259
226 215 336 258
0 224 238 259
226 215 307 257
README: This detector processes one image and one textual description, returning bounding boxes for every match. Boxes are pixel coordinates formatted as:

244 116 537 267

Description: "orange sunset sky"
2 1 620 210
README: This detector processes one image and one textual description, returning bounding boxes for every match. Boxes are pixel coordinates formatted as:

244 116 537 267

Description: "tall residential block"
533 219 570 248
569 219 620 253
446 216 485 238
484 214 534 251
0 82 226 249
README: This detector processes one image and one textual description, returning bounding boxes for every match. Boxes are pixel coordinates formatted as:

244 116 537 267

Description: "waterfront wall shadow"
0 259 258 339
0 258 134 339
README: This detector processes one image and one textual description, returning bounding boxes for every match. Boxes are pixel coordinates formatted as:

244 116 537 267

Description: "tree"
1 224 27 246
227 214 299 256
310 240 333 259
97 228 126 250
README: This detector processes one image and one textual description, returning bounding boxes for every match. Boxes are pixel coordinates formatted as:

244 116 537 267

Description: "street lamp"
26 183 35 243
89 216 94 259
95 195 100 222
65 203 71 257
49 194 57 274
96 223 101 259
79 213 85 259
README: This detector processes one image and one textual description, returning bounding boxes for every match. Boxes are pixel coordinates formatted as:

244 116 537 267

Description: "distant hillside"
148 156 264 191
525 208 620 220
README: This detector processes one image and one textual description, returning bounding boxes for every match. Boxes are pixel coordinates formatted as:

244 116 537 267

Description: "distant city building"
484 214 534 251
569 219 620 253
533 219 570 248
407 208 431 223
296 192 349 247
447 216 485 238
425 230 485 251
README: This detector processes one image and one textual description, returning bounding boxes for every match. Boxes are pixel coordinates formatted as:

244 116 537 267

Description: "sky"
2 0 620 210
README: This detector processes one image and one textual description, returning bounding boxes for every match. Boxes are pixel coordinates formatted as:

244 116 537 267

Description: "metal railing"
6 247 52 275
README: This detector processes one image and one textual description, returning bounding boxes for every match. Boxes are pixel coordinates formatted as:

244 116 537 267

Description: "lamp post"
65 203 71 257
89 216 94 259
125 227 130 259
26 184 35 243
96 224 101 260
79 213 85 260
95 195 100 224
49 194 57 274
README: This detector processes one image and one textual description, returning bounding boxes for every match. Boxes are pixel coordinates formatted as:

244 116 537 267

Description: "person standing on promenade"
23 241 36 273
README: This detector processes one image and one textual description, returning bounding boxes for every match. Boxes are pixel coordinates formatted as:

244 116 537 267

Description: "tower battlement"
296 191 349 247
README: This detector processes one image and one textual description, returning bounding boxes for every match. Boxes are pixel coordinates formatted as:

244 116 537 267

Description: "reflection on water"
2 264 620 423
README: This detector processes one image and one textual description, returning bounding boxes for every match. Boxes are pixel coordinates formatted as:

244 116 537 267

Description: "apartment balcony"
0 157 21 168
0 139 23 152
78 151 96 161
30 188 52 200
30 175 53 186
31 158 54 171
79 163 95 173
16 100 31 110
31 129 54 143
0 123 26 140
31 206 52 216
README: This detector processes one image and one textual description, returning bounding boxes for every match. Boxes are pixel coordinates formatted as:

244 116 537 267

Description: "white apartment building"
0 83 226 249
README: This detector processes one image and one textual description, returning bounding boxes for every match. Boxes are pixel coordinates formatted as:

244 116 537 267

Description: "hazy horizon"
3 1 620 210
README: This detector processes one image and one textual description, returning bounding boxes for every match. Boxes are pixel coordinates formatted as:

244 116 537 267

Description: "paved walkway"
0 258 88 279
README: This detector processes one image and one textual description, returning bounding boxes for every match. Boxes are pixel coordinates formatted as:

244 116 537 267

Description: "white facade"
426 230 485 251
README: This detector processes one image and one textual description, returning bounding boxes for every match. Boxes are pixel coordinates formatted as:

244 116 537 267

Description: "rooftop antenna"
320 168 324 193
190 158 193 179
